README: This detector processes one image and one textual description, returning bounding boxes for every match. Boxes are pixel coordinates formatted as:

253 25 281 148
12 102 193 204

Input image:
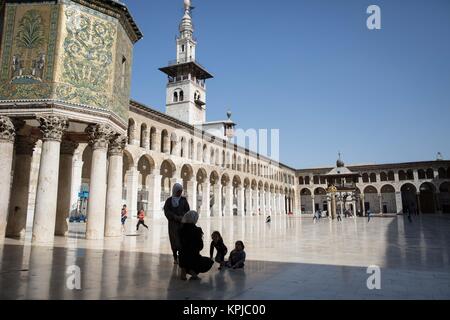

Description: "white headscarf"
171 183 183 208
182 210 199 224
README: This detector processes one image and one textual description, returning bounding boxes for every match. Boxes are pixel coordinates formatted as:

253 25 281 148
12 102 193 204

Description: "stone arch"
300 187 313 214
401 183 417 214
181 163 194 181
136 154 155 212
363 185 379 213
419 182 436 213
160 159 176 200
380 184 396 213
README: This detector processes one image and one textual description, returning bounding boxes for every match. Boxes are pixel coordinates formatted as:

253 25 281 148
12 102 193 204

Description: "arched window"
398 170 406 181
305 176 310 185
173 91 178 102
362 173 369 183
418 169 426 179
313 176 319 184
380 172 387 181
299 177 304 185
369 173 377 183
438 168 447 179
179 90 184 101
426 168 434 179
387 171 395 181
406 169 414 180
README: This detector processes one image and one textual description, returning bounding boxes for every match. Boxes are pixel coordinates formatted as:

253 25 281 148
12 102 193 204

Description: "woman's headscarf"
181 210 199 224
171 183 183 208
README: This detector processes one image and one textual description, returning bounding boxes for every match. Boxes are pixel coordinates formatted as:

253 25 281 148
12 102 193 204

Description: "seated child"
210 231 228 270
226 241 246 269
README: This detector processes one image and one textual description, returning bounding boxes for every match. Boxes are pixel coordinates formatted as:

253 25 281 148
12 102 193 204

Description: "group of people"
121 183 246 281
164 183 246 280
313 208 355 222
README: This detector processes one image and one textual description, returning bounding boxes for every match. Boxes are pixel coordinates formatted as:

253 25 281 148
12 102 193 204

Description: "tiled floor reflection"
1 215 449 299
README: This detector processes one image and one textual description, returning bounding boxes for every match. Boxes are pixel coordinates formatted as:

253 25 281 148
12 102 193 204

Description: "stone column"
245 188 252 216
416 193 422 214
298 193 302 215
32 115 68 242
361 193 366 216
105 135 126 237
186 180 197 212
253 189 258 215
378 193 383 214
199 182 211 217
55 140 79 236
126 168 139 218
330 194 336 219
395 191 402 214
212 184 222 217
0 116 16 239
70 150 84 219
6 135 36 238
85 124 113 240
237 187 245 216
224 185 233 216
148 171 163 219
260 190 266 215
311 196 315 214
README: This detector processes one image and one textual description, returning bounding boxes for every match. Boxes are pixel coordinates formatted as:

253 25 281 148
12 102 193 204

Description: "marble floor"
1 214 450 299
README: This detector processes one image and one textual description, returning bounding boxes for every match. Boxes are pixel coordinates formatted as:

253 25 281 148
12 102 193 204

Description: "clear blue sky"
126 0 450 169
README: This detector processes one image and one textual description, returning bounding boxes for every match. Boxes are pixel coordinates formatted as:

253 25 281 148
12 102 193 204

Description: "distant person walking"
164 183 190 264
337 211 342 222
266 216 271 223
313 210 320 223
407 207 413 223
121 204 128 231
136 209 149 231
367 209 372 222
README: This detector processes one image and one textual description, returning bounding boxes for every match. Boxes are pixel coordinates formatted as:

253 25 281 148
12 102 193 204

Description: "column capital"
0 116 16 142
108 134 127 156
60 139 79 155
86 124 114 150
15 135 38 155
37 114 69 142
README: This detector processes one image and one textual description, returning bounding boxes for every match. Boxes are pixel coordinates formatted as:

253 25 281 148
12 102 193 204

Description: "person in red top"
136 209 149 231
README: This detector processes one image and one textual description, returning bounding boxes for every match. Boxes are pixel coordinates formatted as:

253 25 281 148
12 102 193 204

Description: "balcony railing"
168 57 207 71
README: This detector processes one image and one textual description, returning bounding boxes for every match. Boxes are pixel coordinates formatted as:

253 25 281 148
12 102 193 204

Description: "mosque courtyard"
0 214 449 300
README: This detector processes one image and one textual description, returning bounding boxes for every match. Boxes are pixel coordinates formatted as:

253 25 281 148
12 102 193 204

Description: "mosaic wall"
0 0 134 123
0 4 57 100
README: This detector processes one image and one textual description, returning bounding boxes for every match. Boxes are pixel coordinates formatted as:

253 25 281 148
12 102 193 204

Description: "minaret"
159 0 213 125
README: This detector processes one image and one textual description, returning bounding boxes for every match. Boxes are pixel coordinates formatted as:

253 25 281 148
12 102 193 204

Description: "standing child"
136 209 149 231
210 231 228 270
226 241 246 269
121 204 128 231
